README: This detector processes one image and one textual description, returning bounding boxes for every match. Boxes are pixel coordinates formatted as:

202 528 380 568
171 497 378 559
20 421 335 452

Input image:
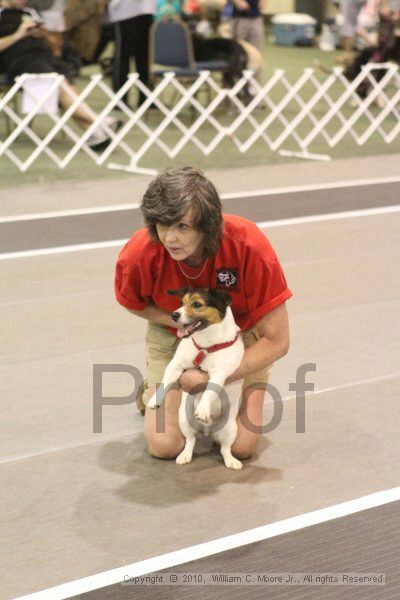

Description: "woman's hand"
179 369 209 394
0 18 37 52
16 19 38 40
233 0 250 11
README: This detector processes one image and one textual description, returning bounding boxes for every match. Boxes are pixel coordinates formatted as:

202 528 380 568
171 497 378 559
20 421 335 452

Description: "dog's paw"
176 449 193 465
224 456 243 470
147 395 157 409
194 405 212 425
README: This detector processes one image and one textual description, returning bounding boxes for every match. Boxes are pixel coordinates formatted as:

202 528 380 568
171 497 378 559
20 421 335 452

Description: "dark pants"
112 13 153 107
7 52 74 83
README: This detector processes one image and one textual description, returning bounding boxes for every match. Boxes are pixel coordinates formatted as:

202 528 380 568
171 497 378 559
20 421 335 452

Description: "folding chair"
148 16 229 108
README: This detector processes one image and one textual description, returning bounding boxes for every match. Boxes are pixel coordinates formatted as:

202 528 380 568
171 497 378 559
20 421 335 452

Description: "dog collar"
192 334 239 367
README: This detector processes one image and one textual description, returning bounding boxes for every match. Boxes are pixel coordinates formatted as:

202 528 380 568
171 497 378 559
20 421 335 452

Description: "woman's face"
156 208 204 263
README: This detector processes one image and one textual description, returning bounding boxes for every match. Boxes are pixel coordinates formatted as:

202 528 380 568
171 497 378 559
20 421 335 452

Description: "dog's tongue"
177 321 201 339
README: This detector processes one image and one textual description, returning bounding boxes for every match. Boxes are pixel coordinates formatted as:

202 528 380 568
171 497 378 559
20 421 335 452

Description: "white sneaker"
247 83 258 97
87 117 120 150
349 95 362 108
102 116 121 133
375 93 387 109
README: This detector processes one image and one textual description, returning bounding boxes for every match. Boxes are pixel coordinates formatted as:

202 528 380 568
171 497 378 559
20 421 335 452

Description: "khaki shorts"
138 321 272 409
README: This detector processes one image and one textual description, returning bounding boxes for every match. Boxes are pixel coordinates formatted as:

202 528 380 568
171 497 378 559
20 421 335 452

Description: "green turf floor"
1 36 399 188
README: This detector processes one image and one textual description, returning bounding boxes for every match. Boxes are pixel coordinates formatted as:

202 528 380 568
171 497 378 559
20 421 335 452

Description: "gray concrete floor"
1 157 399 598
80 501 400 600
1 153 400 217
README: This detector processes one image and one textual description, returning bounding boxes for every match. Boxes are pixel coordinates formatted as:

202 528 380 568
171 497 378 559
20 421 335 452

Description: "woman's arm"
0 19 36 53
226 302 289 383
232 0 250 10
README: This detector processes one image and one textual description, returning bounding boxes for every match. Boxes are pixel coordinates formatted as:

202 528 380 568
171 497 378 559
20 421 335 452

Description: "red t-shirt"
115 214 292 333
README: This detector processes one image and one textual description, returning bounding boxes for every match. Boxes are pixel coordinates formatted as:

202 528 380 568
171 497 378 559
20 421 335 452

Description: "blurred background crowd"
0 0 399 147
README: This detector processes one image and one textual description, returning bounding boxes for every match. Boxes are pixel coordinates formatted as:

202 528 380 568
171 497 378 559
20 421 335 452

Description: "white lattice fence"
0 63 399 173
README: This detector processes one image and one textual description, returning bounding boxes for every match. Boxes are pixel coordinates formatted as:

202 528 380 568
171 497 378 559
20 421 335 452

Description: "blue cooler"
272 13 317 47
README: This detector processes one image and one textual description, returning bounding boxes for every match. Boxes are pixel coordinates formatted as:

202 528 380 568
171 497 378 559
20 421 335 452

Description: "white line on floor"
0 239 128 261
1 370 399 465
292 371 400 399
15 486 400 600
256 205 400 229
1 175 400 223
1 205 399 261
0 203 141 223
222 175 400 199
279 370 400 404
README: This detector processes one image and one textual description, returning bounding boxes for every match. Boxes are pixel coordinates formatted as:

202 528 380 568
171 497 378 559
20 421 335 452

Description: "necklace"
178 258 208 280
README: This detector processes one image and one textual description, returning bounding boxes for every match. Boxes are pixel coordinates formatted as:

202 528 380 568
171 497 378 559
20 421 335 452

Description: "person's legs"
233 17 251 45
9 55 97 126
231 386 265 460
247 17 264 53
58 81 120 146
8 53 118 148
139 322 182 458
341 0 367 59
232 17 264 95
90 23 115 64
230 325 273 460
131 13 153 106
239 39 263 79
58 81 96 125
245 18 264 95
144 388 185 458
112 18 132 99
58 81 120 148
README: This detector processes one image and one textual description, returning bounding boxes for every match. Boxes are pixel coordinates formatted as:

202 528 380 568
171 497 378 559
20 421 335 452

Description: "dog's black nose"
171 312 180 322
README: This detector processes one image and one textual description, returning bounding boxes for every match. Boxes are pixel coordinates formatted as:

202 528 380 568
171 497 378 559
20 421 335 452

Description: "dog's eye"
192 301 203 309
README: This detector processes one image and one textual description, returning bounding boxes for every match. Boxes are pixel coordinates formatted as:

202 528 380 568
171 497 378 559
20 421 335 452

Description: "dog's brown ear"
167 288 190 298
207 288 232 312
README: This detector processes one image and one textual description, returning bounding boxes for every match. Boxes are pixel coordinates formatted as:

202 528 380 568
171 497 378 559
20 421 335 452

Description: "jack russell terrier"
147 287 245 470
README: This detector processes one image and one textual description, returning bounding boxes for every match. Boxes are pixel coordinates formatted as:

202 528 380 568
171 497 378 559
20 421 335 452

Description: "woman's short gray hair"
141 167 223 257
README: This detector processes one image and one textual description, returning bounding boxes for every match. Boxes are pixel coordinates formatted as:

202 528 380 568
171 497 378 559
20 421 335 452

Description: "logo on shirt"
216 268 239 292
